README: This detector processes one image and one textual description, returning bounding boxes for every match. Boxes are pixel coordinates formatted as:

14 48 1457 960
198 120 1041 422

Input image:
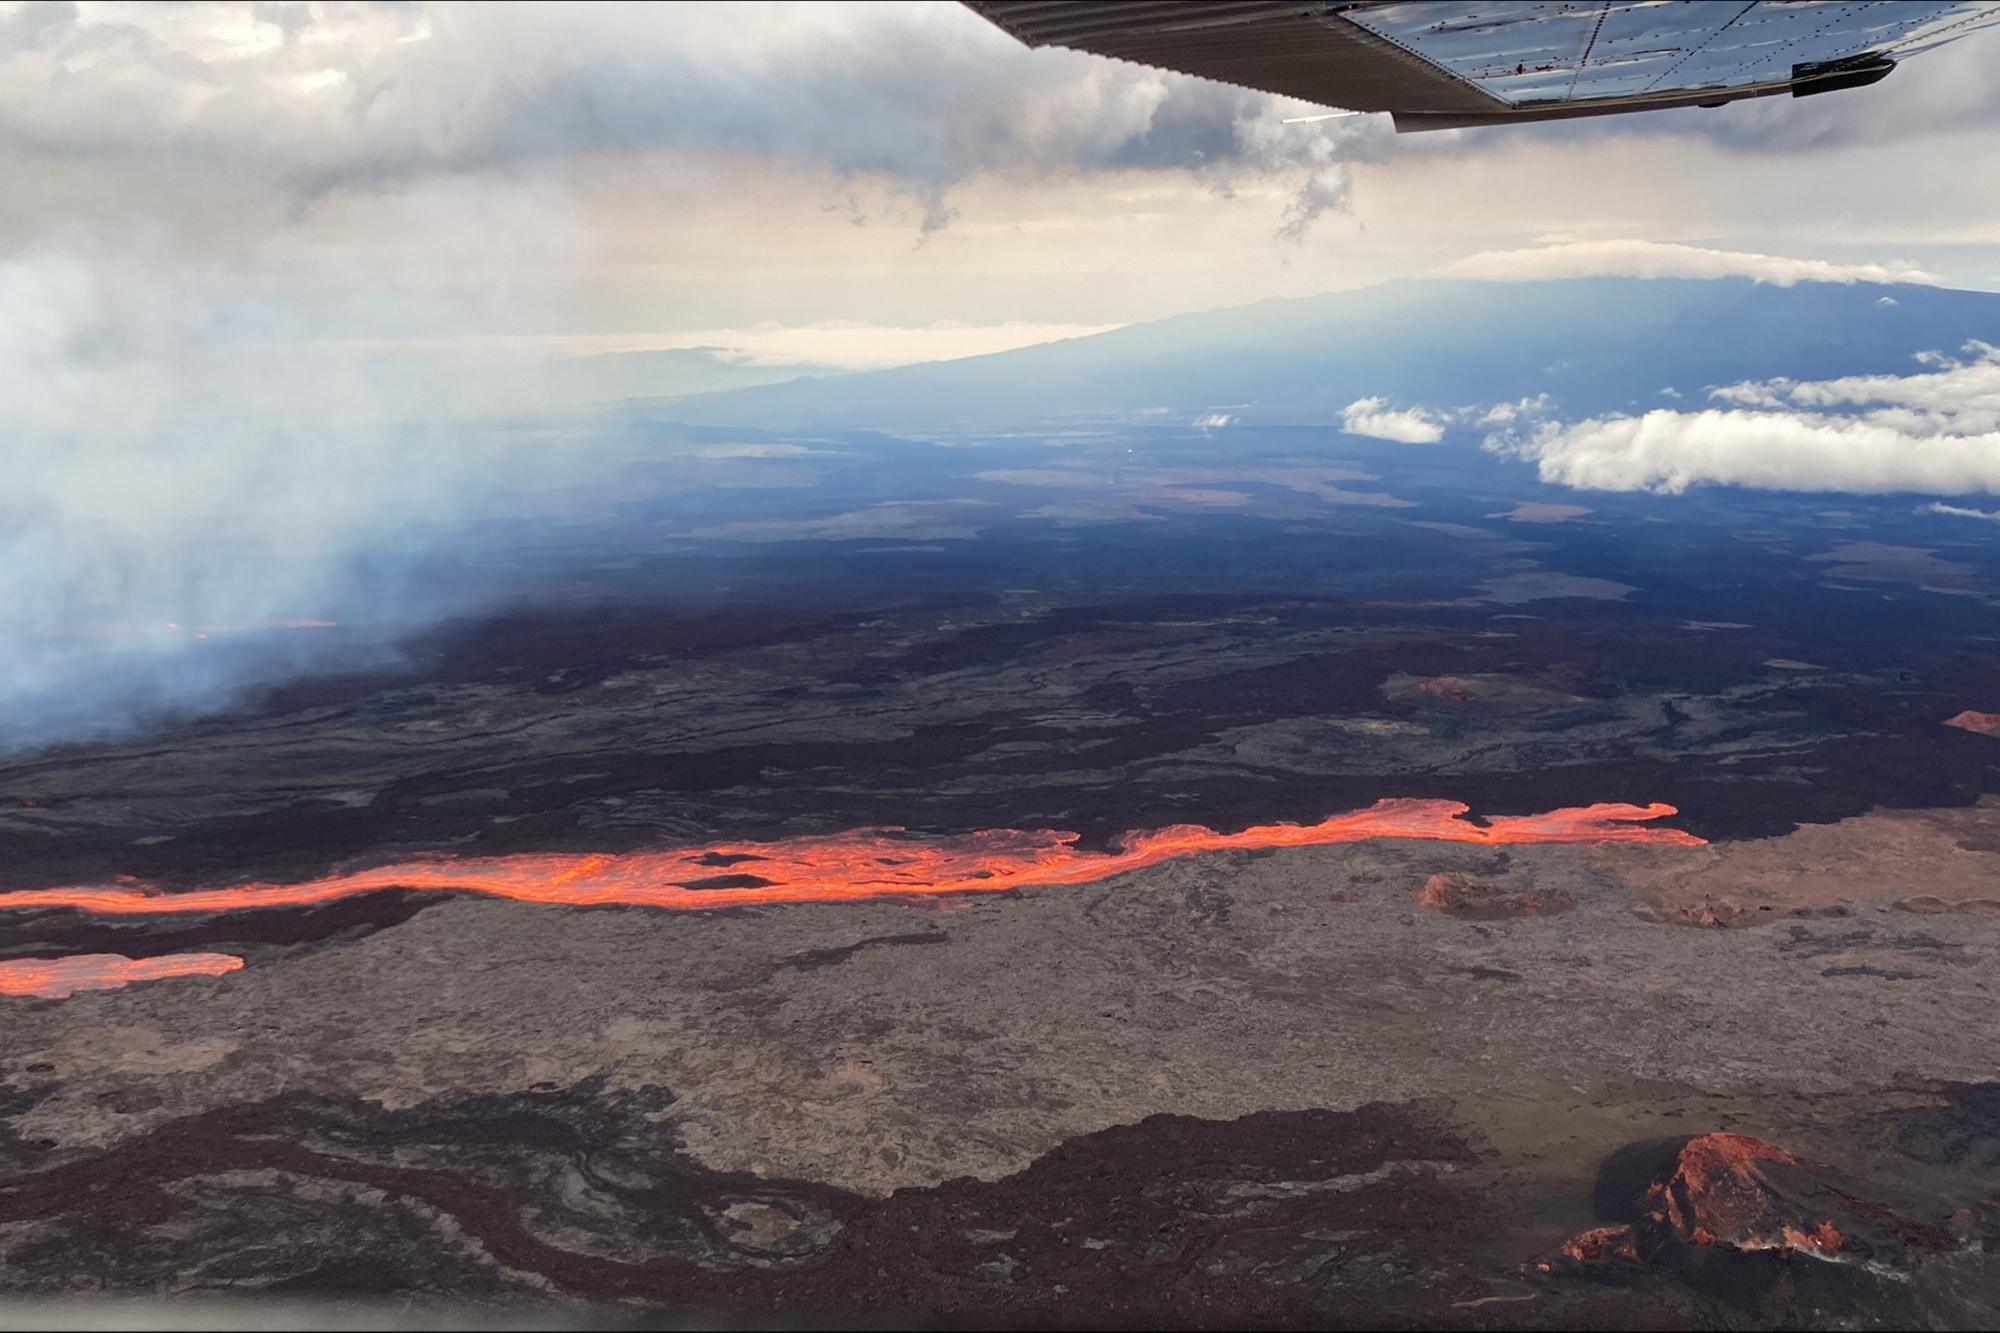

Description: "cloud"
1341 396 1445 444
1499 27 2000 154
0 1 1380 235
354 321 1123 371
1496 343 2000 496
1477 394 1552 426
1708 340 2000 433
1507 410 2000 495
1679 31 2000 151
1227 103 1392 237
17 0 1981 192
1440 240 1940 287
1930 502 2000 523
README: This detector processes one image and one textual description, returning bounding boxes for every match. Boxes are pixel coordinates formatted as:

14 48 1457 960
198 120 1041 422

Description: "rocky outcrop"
1380 672 1580 706
1415 872 1574 921
1555 1131 1962 1275
1594 800 2000 929
1896 894 2000 917
1629 897 1849 928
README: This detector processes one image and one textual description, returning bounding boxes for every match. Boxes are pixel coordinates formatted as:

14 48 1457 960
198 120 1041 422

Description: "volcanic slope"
661 276 2000 429
9 553 2000 1323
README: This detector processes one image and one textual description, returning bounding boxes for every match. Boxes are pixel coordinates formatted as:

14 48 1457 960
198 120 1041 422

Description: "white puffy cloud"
1340 396 1445 444
1477 394 1553 426
1709 340 2000 433
1440 239 1939 287
1507 409 2000 495
1497 343 2000 496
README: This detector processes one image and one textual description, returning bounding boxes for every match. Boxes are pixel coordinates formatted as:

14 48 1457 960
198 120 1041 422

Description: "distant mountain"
465 346 828 410
658 277 2000 431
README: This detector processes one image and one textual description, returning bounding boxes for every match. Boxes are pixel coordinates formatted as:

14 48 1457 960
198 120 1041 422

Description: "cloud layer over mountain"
1443 240 1940 288
1500 342 2000 496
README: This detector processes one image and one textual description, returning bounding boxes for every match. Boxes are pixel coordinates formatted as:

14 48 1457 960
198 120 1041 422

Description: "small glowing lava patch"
0 952 244 999
1946 710 2000 737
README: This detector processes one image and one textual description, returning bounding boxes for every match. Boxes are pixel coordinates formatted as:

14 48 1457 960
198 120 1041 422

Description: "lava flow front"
0 799 1700 919
0 952 244 999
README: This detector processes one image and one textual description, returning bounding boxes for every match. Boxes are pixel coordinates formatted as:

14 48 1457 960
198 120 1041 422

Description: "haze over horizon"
6 0 2000 742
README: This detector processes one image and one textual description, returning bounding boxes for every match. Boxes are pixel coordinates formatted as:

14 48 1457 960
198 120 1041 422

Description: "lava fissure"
0 799 1700 920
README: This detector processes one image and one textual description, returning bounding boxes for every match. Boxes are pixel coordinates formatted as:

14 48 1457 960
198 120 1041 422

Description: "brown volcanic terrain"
5 837 2000 1324
26 834 2000 1192
1594 798 2000 928
1380 670 1583 706
1416 871 1576 920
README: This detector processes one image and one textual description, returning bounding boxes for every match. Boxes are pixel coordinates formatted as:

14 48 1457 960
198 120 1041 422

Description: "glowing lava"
0 952 244 999
1558 1133 1875 1269
1946 709 2000 737
0 800 1699 919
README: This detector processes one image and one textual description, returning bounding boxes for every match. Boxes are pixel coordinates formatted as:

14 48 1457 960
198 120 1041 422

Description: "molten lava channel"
0 799 1700 919
0 952 244 999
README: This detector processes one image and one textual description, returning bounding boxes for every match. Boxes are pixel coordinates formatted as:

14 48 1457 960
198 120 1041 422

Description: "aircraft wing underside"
963 1 2000 131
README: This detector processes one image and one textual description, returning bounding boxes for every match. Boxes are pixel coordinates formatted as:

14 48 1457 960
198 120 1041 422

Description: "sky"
8 0 2000 369
5 0 2000 746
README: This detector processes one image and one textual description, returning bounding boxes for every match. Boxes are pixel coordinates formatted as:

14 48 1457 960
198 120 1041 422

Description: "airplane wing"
963 1 2000 131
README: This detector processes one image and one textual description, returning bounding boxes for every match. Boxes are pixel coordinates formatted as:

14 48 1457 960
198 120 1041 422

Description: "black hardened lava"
0 1082 1506 1327
0 890 453 964
17 1077 1990 1326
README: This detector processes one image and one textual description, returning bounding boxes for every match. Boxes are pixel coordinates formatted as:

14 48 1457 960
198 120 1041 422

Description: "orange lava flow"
0 952 244 999
0 799 1700 920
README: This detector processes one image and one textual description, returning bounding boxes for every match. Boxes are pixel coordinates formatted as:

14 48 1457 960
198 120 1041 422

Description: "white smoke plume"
0 234 606 750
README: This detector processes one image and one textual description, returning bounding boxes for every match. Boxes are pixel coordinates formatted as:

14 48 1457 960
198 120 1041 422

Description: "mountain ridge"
650 276 2000 431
